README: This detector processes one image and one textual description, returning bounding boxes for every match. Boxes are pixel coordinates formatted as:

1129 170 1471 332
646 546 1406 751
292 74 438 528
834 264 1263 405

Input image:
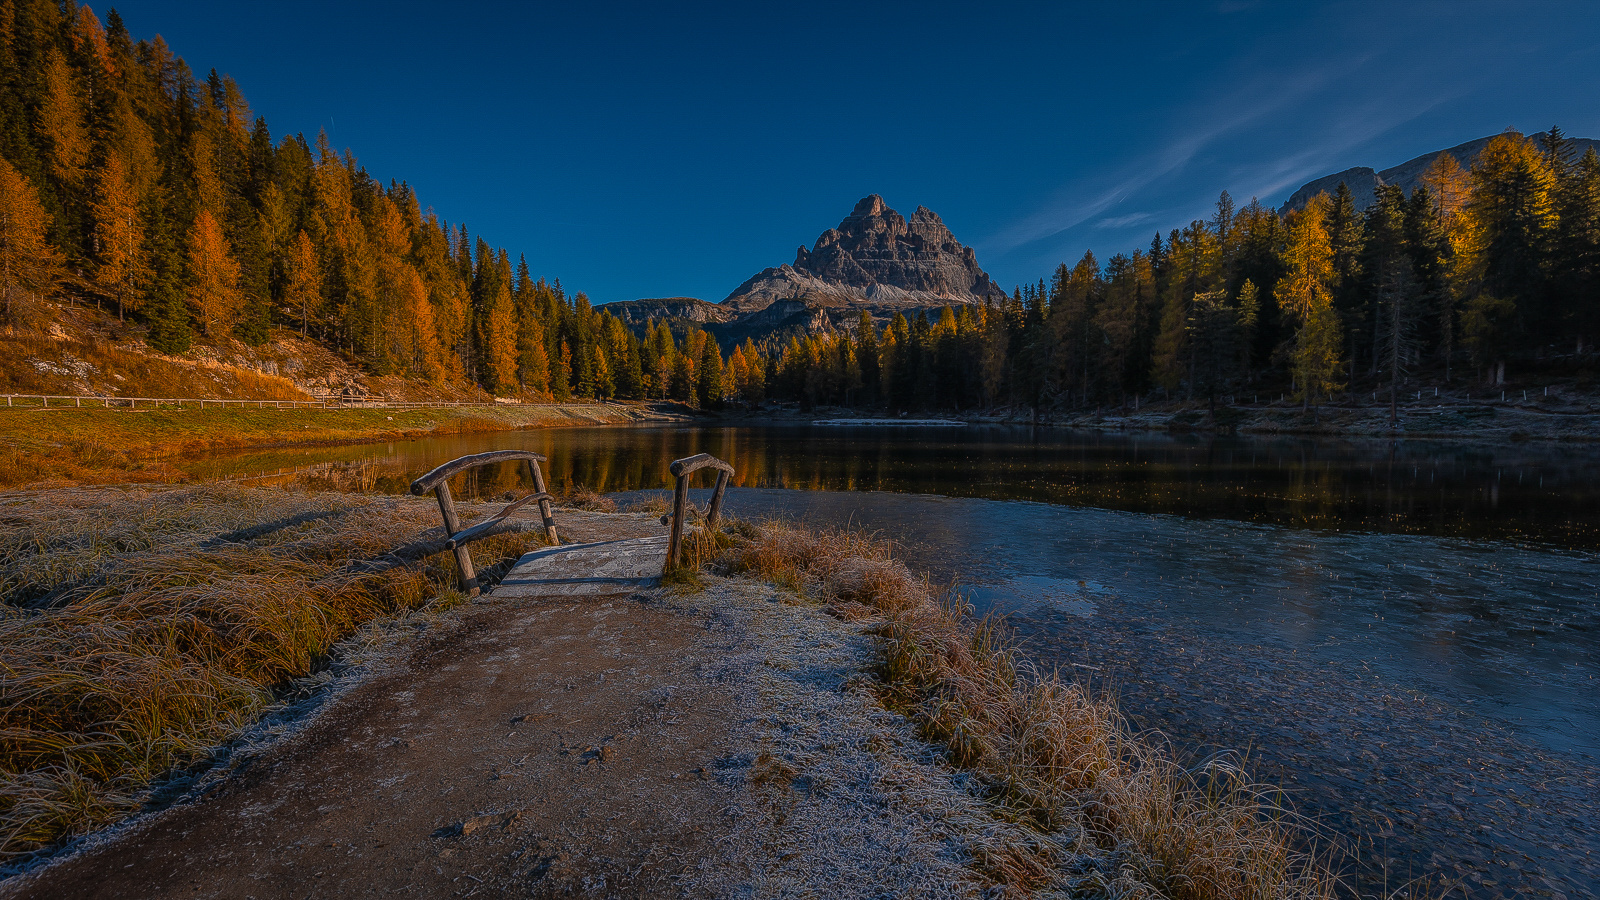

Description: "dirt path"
2 511 1010 899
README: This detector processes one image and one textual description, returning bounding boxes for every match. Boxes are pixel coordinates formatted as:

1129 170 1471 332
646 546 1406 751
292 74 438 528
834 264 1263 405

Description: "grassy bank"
0 486 549 860
4 486 1342 896
0 403 667 489
678 523 1340 899
0 329 314 403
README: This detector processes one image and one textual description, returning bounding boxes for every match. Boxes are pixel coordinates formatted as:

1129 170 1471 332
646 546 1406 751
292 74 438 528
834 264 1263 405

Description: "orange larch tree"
282 229 321 335
187 209 243 337
0 158 59 320
91 151 148 321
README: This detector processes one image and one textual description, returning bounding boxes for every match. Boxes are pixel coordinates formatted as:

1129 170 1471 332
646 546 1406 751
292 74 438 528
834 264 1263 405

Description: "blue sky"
114 0 1600 304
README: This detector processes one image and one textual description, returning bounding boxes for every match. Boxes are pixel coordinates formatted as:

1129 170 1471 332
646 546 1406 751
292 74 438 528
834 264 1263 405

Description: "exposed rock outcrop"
600 297 731 328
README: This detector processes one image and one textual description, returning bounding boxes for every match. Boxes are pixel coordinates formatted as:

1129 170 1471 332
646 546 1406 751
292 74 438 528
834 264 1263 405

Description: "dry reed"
0 486 544 860
709 522 1341 900
556 484 618 513
622 493 670 516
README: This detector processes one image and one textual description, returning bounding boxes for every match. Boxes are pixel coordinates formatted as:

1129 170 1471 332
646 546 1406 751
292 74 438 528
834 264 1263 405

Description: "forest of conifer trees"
0 0 759 405
3 2 1598 416
766 132 1600 414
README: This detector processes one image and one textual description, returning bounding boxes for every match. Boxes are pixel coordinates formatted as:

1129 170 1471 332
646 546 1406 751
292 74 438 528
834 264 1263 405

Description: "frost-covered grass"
704 522 1341 900
0 486 545 860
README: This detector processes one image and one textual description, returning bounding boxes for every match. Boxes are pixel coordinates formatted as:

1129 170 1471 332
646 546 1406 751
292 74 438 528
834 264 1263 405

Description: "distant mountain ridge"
1279 130 1600 213
605 195 1003 345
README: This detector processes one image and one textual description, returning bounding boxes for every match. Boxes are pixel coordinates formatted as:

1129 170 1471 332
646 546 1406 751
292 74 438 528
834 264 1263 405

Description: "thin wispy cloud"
980 55 1372 257
1096 212 1155 229
1225 52 1488 209
1230 96 1451 206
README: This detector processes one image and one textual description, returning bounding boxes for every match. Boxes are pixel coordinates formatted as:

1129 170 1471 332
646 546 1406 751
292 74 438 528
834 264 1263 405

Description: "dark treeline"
5 3 1597 413
0 0 766 404
766 129 1600 414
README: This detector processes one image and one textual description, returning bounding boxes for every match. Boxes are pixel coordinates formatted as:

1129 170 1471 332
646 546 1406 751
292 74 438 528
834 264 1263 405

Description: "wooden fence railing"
404 448 735 592
409 450 560 596
1 393 528 410
663 452 734 573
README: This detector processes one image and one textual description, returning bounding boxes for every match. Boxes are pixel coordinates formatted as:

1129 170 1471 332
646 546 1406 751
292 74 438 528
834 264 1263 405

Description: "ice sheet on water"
963 574 1106 619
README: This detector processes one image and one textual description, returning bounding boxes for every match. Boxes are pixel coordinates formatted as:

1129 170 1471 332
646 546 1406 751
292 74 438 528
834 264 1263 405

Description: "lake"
190 423 1600 898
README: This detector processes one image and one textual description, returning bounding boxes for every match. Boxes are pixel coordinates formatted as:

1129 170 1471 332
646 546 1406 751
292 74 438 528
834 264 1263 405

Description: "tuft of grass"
556 484 617 513
709 522 1342 900
622 494 670 516
661 523 736 590
0 486 547 860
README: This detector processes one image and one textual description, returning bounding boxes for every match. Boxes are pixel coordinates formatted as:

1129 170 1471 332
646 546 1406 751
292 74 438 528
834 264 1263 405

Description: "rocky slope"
605 195 1006 345
0 299 489 403
599 296 731 328
1280 130 1600 213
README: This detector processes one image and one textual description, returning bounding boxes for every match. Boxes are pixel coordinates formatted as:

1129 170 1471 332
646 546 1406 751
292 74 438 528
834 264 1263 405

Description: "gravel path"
1 512 1025 899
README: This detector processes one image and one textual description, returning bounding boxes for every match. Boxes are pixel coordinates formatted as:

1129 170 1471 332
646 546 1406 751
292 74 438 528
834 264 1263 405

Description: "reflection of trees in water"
297 461 381 494
211 426 1600 548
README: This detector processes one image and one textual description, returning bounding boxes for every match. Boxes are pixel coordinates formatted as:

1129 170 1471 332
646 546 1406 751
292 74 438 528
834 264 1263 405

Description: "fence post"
433 481 479 596
706 469 730 528
526 458 559 543
666 471 690 570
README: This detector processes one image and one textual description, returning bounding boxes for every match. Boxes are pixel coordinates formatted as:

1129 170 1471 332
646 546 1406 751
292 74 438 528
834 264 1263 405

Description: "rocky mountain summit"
1280 130 1600 214
722 195 1007 314
606 195 1006 345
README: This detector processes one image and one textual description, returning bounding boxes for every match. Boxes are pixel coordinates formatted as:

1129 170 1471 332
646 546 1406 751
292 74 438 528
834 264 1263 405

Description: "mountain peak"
723 195 1005 316
851 194 890 217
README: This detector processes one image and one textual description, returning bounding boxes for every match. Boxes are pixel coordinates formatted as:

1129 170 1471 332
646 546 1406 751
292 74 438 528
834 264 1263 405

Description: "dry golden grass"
0 331 311 402
707 522 1341 900
556 484 618 513
0 486 545 860
0 403 655 491
622 494 671 516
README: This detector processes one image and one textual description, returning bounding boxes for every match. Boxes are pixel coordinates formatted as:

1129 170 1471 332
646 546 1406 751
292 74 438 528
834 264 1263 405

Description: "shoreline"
719 396 1600 443
0 401 687 489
